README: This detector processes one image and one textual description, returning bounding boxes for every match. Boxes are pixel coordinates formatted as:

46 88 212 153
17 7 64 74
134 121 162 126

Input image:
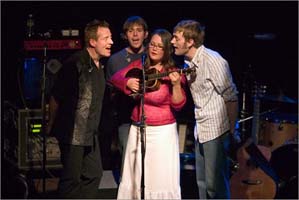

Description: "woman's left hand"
169 71 181 86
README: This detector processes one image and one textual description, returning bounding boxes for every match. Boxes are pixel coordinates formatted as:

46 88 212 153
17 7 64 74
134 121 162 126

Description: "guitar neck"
146 71 170 81
250 84 267 144
146 68 189 81
251 97 260 144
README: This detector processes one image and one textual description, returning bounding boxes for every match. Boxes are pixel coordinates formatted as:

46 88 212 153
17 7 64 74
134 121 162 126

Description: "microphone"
141 53 147 67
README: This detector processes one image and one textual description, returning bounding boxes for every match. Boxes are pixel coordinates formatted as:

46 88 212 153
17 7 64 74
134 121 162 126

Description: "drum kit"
239 91 298 199
253 92 298 150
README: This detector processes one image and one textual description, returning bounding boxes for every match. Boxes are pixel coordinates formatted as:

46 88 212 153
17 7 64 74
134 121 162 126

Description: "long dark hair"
145 29 175 71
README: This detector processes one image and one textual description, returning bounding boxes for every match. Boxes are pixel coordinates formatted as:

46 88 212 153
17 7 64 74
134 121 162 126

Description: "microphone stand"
41 43 48 194
140 54 147 199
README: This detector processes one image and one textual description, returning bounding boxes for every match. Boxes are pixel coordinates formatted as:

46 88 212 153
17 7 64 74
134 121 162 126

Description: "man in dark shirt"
47 19 113 198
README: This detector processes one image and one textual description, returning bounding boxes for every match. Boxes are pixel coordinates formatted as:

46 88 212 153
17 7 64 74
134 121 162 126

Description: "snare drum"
259 113 298 151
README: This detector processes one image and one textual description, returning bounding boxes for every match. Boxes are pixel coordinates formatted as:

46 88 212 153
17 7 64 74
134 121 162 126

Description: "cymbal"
261 95 297 104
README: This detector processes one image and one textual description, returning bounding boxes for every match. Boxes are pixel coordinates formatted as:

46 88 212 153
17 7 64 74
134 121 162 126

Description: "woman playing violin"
109 28 187 199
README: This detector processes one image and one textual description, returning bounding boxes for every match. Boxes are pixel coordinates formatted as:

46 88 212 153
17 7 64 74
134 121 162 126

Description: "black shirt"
51 49 105 145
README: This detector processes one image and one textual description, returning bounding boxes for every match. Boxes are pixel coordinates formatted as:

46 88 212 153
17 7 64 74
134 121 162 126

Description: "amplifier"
18 109 62 170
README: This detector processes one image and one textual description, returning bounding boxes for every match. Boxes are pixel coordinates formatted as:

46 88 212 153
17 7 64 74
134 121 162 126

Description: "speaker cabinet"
17 109 62 170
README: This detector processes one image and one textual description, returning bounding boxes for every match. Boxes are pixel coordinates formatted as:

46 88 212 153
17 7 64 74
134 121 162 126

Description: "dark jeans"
195 132 230 199
58 135 103 199
118 123 130 176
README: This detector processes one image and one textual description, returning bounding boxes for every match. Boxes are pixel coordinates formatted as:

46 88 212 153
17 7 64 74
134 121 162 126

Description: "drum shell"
259 113 298 151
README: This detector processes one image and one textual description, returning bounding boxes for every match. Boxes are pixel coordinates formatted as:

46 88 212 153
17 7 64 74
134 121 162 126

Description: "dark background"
1 1 298 198
2 1 298 107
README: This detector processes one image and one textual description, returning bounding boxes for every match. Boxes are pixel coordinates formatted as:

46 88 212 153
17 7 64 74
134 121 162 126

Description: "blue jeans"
195 132 230 199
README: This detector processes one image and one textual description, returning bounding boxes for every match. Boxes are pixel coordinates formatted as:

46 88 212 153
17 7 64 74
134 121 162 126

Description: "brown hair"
173 19 205 48
123 16 148 33
84 19 110 47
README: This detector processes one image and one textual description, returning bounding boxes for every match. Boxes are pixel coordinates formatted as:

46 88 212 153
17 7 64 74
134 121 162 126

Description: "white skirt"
117 123 181 200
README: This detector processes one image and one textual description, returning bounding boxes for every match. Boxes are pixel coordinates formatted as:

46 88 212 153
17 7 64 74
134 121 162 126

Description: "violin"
125 67 195 93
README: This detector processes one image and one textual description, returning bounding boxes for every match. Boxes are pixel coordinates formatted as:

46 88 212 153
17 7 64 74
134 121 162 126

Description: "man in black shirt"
47 19 113 198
